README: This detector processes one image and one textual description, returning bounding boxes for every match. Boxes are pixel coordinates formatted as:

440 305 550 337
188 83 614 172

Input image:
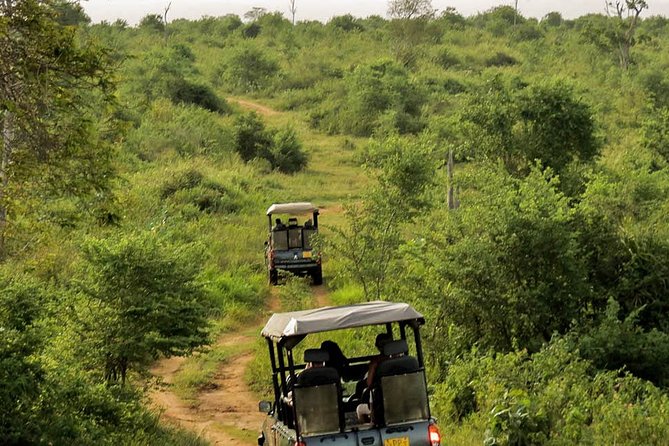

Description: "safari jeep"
258 301 441 446
265 202 322 285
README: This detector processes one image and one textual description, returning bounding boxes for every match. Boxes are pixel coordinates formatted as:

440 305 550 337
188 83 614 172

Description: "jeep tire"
269 268 278 285
311 266 323 286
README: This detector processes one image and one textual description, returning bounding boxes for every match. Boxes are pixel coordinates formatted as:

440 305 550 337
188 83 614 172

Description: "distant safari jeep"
257 301 441 446
265 202 322 285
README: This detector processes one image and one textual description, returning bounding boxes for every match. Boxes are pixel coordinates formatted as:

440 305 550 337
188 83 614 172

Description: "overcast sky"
82 0 669 25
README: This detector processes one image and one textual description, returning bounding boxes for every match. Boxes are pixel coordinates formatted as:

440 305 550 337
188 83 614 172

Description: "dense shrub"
170 79 229 113
643 107 669 162
160 169 240 215
577 299 669 386
311 60 425 136
270 127 308 174
433 339 669 446
484 51 518 67
232 113 308 173
79 232 212 384
218 44 279 91
127 99 234 160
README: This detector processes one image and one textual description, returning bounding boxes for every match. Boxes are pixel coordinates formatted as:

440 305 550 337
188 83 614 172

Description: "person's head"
375 333 392 353
275 218 282 225
321 341 346 370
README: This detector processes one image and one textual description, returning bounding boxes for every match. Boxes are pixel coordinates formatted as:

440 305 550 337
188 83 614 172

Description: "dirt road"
149 333 264 445
228 98 279 117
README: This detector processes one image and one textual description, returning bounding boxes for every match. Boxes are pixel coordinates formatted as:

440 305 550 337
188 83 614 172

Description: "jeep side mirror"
264 240 269 247
259 400 272 413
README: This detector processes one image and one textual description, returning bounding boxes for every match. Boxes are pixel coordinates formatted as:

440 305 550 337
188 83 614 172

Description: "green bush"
270 126 308 174
311 60 426 136
169 79 229 113
484 51 518 67
218 44 279 92
233 112 273 162
232 113 308 173
577 299 669 386
433 339 669 446
127 100 234 160
79 231 212 384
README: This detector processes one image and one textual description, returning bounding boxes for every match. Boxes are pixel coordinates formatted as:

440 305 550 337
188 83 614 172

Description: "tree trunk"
0 111 14 259
447 149 455 210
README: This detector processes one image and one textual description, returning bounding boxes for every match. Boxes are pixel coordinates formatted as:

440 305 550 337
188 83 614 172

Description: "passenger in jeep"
355 333 392 423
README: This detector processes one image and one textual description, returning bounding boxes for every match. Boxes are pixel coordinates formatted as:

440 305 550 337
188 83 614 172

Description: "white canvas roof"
261 301 424 341
266 202 318 216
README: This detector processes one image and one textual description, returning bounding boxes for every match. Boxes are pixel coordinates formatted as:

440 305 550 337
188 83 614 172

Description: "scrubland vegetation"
2 0 669 444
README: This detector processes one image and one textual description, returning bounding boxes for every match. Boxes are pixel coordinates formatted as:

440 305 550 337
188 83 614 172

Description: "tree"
605 0 648 69
0 272 45 443
138 13 164 32
398 166 589 353
81 232 211 384
331 135 436 300
0 0 116 258
288 0 296 25
233 112 273 162
459 79 599 177
270 126 308 173
387 0 436 66
387 0 434 20
220 44 279 92
52 0 90 25
642 107 669 163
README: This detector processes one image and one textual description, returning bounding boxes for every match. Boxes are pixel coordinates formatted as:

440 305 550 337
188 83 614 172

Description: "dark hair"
375 333 392 351
320 341 347 374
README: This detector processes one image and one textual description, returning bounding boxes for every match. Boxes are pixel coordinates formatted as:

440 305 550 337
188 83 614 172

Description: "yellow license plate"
384 438 409 446
302 251 312 258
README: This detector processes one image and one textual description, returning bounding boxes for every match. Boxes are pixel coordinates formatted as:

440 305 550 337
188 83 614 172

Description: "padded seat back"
292 349 344 435
295 349 339 387
372 339 422 426
375 339 419 380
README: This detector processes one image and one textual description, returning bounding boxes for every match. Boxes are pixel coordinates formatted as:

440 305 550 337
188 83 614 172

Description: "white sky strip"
83 0 669 25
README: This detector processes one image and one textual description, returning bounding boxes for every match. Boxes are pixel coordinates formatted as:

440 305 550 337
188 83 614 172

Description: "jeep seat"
295 349 339 387
371 339 423 426
293 349 344 436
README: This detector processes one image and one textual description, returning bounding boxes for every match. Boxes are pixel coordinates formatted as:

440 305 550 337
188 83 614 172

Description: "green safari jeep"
265 202 322 285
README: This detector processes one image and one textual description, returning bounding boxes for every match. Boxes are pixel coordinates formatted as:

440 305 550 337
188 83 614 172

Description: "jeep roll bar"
266 202 319 232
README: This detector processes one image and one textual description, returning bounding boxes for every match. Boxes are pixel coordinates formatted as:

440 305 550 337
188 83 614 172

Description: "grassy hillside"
2 1 669 444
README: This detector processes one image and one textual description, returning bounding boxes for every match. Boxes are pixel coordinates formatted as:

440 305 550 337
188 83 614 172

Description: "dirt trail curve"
149 333 264 446
150 287 332 445
228 98 278 117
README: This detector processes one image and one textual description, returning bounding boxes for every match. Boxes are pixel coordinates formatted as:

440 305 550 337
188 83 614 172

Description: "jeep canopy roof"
266 202 318 216
261 301 424 341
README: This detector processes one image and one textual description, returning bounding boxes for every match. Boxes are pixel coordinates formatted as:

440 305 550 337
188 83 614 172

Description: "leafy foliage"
218 44 280 92
80 232 211 384
459 79 599 176
232 112 307 173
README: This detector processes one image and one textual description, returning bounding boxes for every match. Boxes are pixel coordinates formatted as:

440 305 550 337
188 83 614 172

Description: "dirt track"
228 98 278 117
149 98 335 445
149 285 331 445
149 334 264 445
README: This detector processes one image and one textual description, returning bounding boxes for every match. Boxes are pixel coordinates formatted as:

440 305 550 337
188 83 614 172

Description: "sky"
82 0 669 25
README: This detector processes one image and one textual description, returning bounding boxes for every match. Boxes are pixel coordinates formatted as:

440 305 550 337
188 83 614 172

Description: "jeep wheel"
269 269 278 285
312 267 323 285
